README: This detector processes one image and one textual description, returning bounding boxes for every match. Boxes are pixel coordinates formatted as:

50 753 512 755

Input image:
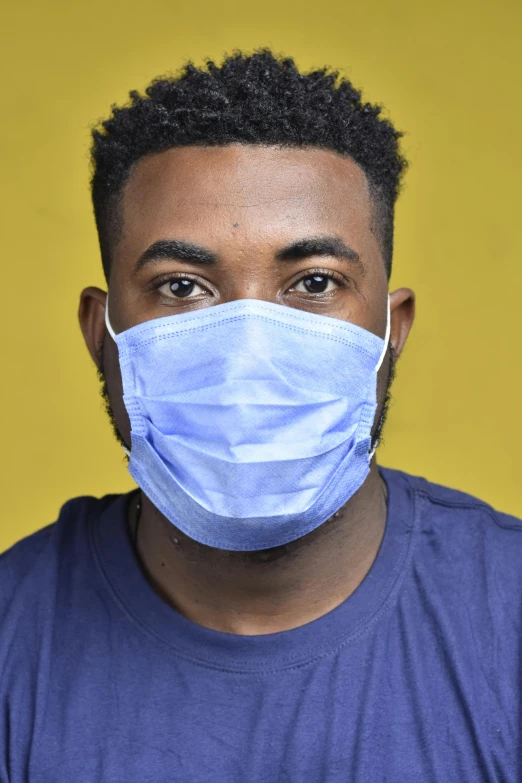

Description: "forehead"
117 144 375 257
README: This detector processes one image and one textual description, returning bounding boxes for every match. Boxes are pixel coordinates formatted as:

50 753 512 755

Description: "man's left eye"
294 275 337 294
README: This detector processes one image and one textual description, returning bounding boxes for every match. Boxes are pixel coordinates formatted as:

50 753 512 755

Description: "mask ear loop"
104 295 117 342
369 296 391 460
104 295 131 458
375 295 391 373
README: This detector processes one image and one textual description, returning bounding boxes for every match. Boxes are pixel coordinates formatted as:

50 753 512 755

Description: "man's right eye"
158 278 205 298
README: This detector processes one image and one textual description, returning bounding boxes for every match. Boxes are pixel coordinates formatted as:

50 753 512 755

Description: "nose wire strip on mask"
105 296 391 353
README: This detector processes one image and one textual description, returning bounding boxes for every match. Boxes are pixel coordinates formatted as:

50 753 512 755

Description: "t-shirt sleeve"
0 524 56 782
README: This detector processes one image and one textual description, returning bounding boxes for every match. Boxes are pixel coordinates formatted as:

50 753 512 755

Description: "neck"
129 464 387 636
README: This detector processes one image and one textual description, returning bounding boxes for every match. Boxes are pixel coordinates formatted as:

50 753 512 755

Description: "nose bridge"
219 248 280 304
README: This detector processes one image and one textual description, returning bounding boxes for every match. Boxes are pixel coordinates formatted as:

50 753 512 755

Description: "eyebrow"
275 236 361 267
135 235 362 272
136 239 218 271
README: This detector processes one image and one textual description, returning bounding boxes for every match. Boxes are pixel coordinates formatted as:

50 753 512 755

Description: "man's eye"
159 279 204 298
294 275 337 294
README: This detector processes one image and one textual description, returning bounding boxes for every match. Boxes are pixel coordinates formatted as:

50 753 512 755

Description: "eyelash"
150 268 348 296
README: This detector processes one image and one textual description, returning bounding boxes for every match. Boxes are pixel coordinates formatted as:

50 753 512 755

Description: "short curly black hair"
91 48 407 281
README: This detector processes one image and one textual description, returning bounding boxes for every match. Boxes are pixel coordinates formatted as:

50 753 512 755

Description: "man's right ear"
78 287 108 368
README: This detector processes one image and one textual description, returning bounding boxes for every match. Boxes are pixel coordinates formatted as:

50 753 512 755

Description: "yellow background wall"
1 0 521 551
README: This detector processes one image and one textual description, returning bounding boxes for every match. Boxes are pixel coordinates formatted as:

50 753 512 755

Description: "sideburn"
96 342 131 454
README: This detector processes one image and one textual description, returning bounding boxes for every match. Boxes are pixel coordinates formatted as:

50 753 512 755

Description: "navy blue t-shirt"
1 467 521 782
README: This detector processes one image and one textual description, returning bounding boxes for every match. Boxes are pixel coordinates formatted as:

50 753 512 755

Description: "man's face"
80 144 414 453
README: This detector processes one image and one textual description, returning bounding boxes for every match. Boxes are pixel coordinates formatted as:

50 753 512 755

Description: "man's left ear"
389 287 415 359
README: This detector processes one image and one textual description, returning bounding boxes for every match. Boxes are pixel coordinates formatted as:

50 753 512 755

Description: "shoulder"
401 467 521 533
383 465 522 532
0 522 55 594
383 466 522 601
0 494 124 618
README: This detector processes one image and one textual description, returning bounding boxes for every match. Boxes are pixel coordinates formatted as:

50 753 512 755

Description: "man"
1 48 520 782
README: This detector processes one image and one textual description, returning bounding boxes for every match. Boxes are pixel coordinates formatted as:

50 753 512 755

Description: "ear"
389 287 415 359
78 286 108 368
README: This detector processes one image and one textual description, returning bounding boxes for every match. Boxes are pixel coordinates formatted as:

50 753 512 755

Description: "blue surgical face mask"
105 298 389 551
